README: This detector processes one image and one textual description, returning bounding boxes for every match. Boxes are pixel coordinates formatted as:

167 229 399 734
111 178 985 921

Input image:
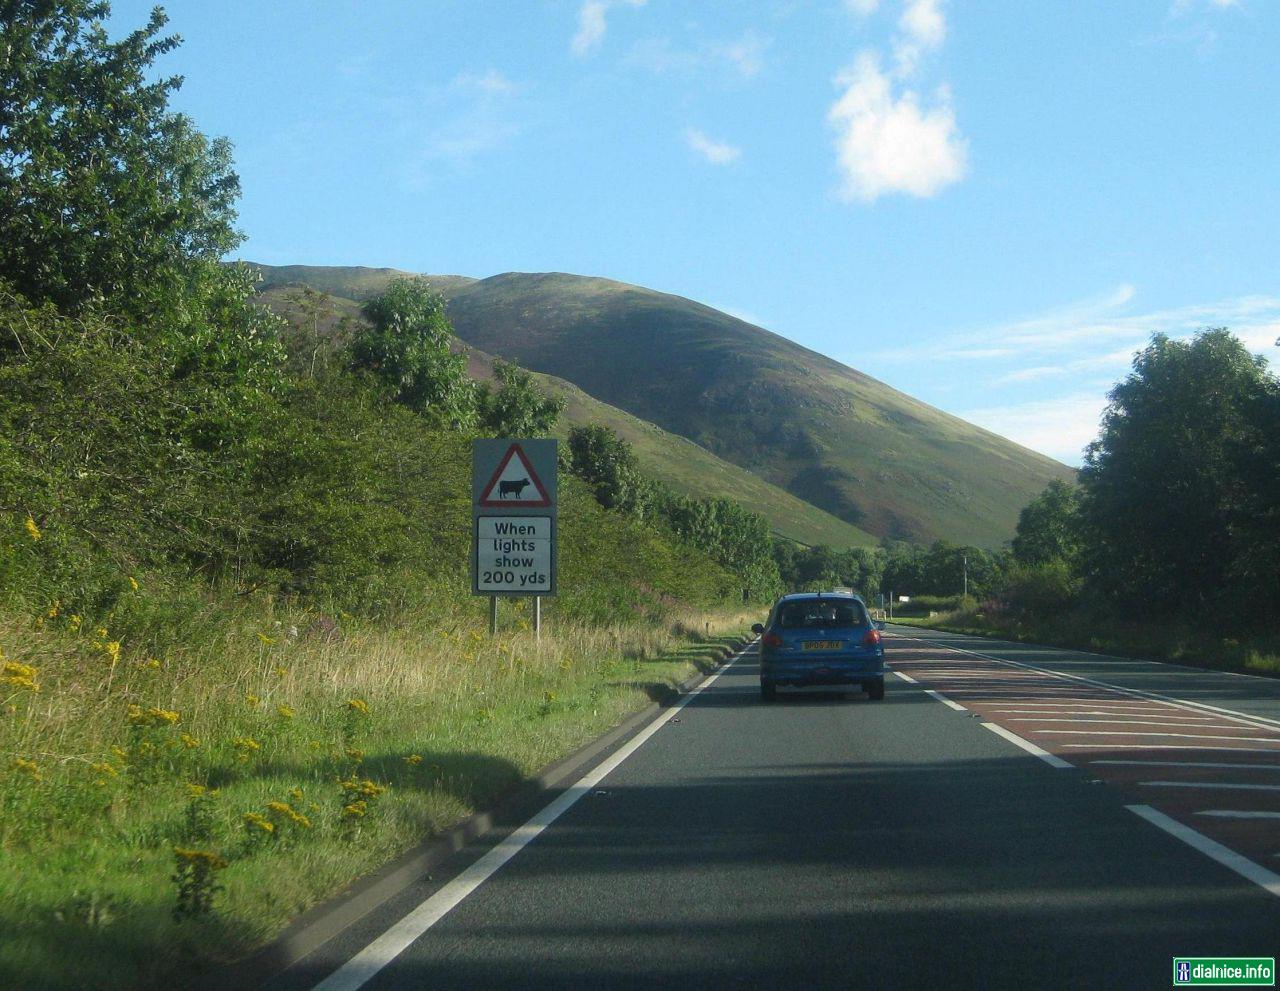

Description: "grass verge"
893 608 1280 678
0 590 754 991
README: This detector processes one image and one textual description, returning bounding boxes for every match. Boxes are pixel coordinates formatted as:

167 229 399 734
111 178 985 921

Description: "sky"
108 0 1280 465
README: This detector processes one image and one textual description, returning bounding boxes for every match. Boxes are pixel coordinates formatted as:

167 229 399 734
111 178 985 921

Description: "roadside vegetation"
0 5 761 987
792 332 1280 676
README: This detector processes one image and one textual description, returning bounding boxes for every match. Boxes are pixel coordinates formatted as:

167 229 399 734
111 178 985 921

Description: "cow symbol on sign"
499 478 531 499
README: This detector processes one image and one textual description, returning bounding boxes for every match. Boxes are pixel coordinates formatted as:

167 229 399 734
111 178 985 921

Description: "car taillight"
762 632 784 648
862 628 882 647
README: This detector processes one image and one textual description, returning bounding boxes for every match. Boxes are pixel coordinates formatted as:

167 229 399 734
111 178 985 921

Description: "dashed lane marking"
1126 805 1280 898
981 723 1073 768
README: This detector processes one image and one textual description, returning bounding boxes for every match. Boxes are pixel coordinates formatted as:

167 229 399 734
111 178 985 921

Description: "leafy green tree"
477 360 566 437
1012 480 1082 567
1080 329 1274 613
0 2 241 321
351 278 476 428
566 425 653 517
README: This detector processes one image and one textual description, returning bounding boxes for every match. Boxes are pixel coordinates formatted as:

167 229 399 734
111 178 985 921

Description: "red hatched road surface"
886 633 1280 880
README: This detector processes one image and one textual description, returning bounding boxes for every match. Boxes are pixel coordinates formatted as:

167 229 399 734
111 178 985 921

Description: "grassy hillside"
254 284 876 550
251 265 1074 547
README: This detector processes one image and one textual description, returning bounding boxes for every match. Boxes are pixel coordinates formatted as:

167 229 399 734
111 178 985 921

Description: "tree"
1012 480 1082 567
1079 329 1274 613
477 361 566 437
565 425 653 517
351 278 476 428
0 2 241 321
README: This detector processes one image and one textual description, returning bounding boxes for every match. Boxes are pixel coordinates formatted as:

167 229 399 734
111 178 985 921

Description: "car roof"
775 592 866 605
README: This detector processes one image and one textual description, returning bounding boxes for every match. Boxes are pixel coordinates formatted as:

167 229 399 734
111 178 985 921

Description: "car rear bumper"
760 654 884 686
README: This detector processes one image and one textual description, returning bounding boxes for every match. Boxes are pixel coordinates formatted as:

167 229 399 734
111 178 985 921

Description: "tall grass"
0 572 754 990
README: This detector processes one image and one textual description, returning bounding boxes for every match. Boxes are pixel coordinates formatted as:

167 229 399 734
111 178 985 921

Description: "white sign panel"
475 516 552 592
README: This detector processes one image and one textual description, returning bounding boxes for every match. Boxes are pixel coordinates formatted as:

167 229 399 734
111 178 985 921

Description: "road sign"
472 439 557 597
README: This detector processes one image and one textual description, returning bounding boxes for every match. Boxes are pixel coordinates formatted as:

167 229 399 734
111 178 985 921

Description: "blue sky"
110 0 1280 464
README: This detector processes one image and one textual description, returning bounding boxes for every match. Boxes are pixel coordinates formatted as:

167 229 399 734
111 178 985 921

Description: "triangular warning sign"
479 443 552 507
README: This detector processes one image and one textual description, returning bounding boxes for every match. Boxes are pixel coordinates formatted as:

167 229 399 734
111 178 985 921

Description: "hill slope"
251 265 1075 547
254 284 876 550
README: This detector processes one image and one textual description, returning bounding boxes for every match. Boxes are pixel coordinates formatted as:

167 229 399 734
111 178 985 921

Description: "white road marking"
1009 718 1240 728
981 722 1072 768
891 632 1280 732
1139 780 1280 792
1035 731 1280 742
893 670 918 684
924 689 966 711
990 708 1214 717
1093 760 1280 771
1063 744 1280 752
1126 805 1280 898
310 642 753 991
1196 810 1280 820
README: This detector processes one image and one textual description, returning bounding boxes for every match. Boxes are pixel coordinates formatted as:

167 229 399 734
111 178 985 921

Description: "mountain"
249 264 1075 547
254 282 876 550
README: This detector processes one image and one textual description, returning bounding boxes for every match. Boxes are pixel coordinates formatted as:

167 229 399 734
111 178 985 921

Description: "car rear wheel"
865 677 885 701
760 680 777 702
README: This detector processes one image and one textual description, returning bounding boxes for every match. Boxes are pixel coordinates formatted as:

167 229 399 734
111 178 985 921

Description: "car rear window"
775 600 867 629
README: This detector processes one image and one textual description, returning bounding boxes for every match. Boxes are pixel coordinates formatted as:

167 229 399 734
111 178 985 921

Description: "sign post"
472 439 558 633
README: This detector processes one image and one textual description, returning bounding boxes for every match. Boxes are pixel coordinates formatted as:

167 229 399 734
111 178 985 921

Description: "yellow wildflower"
288 786 304 801
128 705 179 727
24 516 40 541
89 761 118 778
340 777 386 799
256 632 276 646
12 757 41 781
110 745 127 760
95 626 108 639
342 800 367 819
45 600 60 619
345 698 370 716
242 811 274 835
173 847 227 870
180 733 200 749
128 576 139 592
67 614 82 633
276 704 295 720
404 754 423 766
186 782 207 798
1 660 39 693
273 666 288 678
345 747 364 763
104 641 121 666
233 737 261 761
137 657 161 670
245 693 259 707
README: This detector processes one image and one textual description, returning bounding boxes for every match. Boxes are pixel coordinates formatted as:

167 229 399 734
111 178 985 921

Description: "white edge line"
1092 760 1280 770
892 632 1280 733
924 688 966 711
981 722 1073 768
1126 804 1280 897
311 641 755 991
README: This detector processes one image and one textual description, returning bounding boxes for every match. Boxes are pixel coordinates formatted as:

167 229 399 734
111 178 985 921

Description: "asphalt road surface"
274 629 1280 991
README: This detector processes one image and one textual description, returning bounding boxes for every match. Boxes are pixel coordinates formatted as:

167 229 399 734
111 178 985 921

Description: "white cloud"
685 127 741 165
827 51 967 201
627 30 769 80
845 0 880 15
451 70 517 95
572 0 646 57
894 0 946 75
957 393 1107 465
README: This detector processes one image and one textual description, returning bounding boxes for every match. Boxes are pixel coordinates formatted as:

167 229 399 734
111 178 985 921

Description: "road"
273 629 1280 991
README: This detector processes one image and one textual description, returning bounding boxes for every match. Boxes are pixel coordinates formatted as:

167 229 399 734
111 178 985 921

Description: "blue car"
752 592 886 701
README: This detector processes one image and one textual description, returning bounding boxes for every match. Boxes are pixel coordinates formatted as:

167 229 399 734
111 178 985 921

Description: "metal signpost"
472 439 558 636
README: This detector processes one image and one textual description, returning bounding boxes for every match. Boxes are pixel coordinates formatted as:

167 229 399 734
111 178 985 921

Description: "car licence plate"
803 641 842 650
